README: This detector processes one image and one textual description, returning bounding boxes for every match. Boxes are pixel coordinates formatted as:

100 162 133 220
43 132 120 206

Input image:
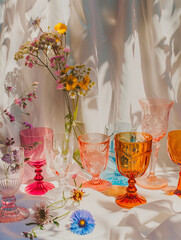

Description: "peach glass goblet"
20 127 54 195
115 132 152 209
136 98 173 190
78 133 112 192
167 130 181 197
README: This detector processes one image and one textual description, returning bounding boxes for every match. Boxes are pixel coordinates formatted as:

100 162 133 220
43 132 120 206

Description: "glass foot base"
101 169 128 186
25 181 55 195
82 179 112 192
115 193 146 209
166 189 181 198
136 175 168 190
0 207 30 223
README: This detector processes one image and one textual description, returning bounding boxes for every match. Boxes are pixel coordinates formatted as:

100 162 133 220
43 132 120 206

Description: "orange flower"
54 23 67 34
65 74 78 91
63 66 75 74
79 75 90 91
71 189 84 202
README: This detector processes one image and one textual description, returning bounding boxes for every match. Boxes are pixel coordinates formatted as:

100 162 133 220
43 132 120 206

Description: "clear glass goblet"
101 122 131 186
167 130 181 197
20 127 55 195
45 132 74 190
78 133 112 192
115 132 152 209
0 145 30 222
136 98 173 189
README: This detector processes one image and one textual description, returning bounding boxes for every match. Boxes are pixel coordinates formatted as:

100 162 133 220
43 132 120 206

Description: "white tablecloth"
0 169 181 240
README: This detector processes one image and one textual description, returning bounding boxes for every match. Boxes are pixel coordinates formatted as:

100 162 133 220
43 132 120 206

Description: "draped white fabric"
1 0 181 170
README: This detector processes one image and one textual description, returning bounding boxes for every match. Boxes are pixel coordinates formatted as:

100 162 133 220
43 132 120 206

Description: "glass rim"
105 121 131 130
20 127 53 138
78 133 110 145
167 130 181 138
139 97 173 106
114 132 152 144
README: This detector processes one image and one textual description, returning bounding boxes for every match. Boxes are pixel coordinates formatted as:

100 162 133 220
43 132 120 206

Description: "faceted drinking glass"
0 145 30 222
167 130 181 197
45 132 74 189
20 127 54 195
136 98 173 189
115 132 152 209
78 133 112 192
101 122 131 186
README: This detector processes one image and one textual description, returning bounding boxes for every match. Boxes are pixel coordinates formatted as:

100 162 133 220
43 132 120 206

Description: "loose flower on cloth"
69 209 95 235
23 174 87 240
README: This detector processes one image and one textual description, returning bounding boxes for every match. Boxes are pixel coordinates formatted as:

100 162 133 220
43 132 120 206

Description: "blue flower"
70 209 95 235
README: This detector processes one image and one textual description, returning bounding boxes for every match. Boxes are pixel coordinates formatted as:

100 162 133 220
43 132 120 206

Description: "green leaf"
25 222 38 226
53 220 60 227
39 225 44 230
24 158 30 162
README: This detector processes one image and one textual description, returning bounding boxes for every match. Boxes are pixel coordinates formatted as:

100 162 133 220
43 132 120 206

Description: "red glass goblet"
20 127 54 195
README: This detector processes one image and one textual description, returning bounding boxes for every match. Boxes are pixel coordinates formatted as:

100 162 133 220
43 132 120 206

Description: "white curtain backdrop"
1 0 181 171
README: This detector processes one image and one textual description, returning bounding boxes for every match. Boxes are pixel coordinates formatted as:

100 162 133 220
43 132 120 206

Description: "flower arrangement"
14 18 95 167
22 175 89 239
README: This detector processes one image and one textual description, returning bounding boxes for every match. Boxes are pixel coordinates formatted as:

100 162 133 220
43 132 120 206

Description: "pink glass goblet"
0 145 30 222
20 127 54 195
78 133 112 192
136 98 173 189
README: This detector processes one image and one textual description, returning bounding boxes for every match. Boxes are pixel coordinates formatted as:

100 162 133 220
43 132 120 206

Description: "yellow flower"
63 66 75 74
79 75 90 91
71 189 84 202
54 23 67 34
65 75 78 91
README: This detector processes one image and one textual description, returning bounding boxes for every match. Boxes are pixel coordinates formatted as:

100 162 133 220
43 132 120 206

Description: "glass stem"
148 141 160 178
176 168 181 192
1 195 18 213
127 177 137 195
34 168 43 181
92 175 100 183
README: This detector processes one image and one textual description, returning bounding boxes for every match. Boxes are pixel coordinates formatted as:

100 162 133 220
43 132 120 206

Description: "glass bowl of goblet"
167 130 181 197
20 127 54 195
0 145 30 222
115 132 152 209
78 133 112 192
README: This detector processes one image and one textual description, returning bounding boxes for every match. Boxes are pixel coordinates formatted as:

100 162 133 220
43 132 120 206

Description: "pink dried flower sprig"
4 109 15 122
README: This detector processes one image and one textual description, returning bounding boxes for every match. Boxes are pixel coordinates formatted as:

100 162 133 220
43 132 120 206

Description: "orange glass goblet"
167 130 181 197
78 133 112 192
115 132 152 209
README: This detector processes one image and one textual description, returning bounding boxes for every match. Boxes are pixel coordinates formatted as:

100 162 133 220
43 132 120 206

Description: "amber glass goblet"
115 132 152 209
167 130 181 197
78 133 112 192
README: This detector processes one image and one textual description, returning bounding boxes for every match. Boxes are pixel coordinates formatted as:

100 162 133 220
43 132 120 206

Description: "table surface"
1 167 181 240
